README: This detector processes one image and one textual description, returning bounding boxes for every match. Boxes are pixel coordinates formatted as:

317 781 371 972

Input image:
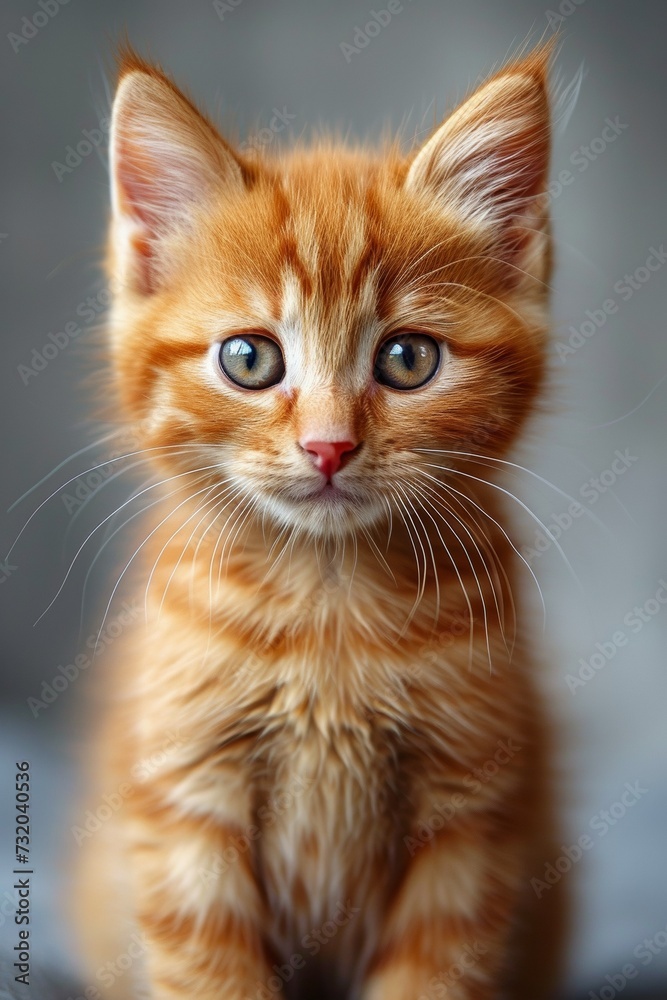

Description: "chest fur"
253 690 406 976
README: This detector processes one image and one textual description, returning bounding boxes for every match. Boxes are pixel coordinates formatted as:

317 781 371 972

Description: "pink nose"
301 439 357 479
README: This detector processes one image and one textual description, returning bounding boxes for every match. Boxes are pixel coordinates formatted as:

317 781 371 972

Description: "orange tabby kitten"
77 43 563 1000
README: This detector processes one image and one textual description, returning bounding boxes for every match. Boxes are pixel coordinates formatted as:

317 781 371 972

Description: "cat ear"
405 50 552 274
109 62 244 294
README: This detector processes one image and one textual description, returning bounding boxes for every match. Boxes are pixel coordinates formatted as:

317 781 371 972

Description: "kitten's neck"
146 497 510 652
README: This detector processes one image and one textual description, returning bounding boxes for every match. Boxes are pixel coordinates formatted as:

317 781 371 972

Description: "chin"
261 489 386 540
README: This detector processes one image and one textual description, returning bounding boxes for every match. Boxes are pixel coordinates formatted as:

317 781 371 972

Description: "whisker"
200 492 254 662
6 444 219 562
158 486 239 619
417 467 546 631
382 495 394 552
396 480 441 628
217 494 256 586
358 518 395 583
285 512 301 584
265 522 298 578
199 492 259 668
35 463 226 626
189 484 245 605
389 232 466 289
7 428 124 511
414 448 610 536
427 478 519 654
265 520 294 566
422 462 584 594
348 530 359 598
405 476 495 671
77 475 200 638
62 456 156 554
401 253 552 294
390 486 427 636
146 480 236 620
418 476 506 646
407 281 528 324
92 475 228 655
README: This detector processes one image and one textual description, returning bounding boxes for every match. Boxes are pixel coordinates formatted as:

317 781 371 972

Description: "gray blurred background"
0 0 665 996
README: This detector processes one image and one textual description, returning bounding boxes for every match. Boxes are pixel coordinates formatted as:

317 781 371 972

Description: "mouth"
248 471 385 535
267 475 381 526
303 479 349 501
296 470 377 508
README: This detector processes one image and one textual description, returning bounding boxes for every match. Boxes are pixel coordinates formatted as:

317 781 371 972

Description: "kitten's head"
107 47 552 541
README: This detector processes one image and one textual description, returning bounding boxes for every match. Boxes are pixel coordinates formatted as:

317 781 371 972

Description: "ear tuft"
406 45 554 270
109 55 244 294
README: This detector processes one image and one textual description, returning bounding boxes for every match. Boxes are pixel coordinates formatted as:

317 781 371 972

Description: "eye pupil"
402 344 415 371
375 333 440 390
219 334 284 389
228 339 255 368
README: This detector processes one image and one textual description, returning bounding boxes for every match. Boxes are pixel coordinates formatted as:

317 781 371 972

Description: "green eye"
374 333 440 390
219 334 285 389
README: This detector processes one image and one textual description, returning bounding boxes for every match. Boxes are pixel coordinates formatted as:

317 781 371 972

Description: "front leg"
128 790 281 1000
360 777 526 1000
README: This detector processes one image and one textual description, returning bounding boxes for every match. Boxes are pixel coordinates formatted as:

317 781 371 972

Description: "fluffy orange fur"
77 43 565 1000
